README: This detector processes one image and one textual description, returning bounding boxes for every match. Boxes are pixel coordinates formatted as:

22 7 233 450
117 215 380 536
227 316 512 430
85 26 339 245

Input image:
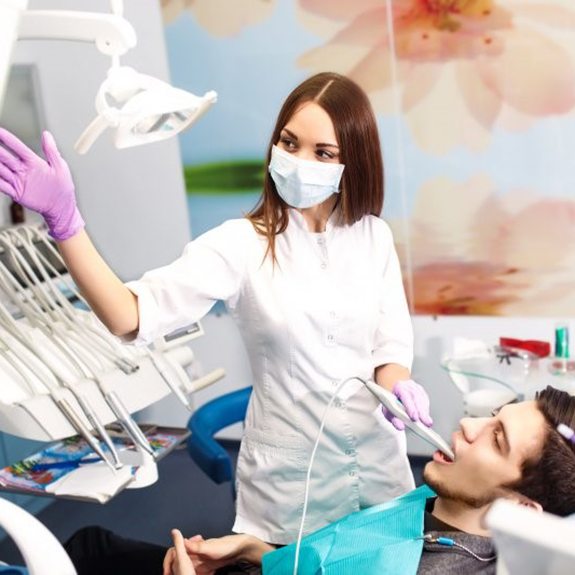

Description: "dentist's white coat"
127 208 415 544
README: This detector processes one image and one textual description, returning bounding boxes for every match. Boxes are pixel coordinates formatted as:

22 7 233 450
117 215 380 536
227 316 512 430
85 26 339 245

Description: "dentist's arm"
58 231 139 338
0 127 140 338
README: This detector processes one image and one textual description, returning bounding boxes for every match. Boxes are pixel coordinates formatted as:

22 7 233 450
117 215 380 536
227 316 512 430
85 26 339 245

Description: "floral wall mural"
161 0 575 316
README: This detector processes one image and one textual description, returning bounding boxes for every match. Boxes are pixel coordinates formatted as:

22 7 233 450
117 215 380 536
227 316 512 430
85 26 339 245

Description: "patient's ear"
501 492 543 513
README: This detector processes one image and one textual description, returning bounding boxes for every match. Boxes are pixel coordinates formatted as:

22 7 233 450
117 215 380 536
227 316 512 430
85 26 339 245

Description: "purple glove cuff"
382 379 433 430
46 206 85 241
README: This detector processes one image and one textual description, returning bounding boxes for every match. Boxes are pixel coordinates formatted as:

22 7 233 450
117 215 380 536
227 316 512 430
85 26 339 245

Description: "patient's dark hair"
510 386 575 516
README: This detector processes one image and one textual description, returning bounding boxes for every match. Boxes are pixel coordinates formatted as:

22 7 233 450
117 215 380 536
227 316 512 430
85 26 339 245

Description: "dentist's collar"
288 205 341 234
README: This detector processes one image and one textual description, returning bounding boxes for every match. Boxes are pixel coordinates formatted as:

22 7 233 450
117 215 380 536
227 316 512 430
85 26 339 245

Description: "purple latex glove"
383 379 433 431
0 128 84 241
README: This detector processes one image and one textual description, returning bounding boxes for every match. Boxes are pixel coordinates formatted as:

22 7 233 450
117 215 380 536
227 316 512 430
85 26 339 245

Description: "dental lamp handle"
190 367 226 393
0 128 84 241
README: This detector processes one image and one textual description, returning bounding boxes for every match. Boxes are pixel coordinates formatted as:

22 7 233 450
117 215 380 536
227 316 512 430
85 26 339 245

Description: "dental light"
74 65 216 154
1 0 216 154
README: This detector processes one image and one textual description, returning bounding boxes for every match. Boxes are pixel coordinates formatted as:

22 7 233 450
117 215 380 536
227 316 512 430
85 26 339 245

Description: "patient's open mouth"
433 449 454 464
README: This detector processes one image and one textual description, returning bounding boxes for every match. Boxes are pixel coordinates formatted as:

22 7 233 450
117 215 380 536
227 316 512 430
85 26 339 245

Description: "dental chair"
186 387 251 490
487 499 575 575
0 496 76 575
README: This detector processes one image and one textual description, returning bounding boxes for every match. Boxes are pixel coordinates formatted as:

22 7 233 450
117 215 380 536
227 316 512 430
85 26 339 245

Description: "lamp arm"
18 10 137 57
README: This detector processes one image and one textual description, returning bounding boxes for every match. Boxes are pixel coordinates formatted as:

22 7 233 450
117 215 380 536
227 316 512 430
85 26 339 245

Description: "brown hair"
246 72 384 262
510 386 575 516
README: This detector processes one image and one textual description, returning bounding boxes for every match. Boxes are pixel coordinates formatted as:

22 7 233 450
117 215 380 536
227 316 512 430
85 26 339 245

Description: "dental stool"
186 386 252 491
0 496 76 575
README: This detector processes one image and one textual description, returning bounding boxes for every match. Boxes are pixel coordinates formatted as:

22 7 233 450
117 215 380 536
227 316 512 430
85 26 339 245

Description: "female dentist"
0 72 433 545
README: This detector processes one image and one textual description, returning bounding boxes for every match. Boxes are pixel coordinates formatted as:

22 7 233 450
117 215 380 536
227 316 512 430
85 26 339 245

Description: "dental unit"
25 226 197 412
0 225 225 489
0 232 142 464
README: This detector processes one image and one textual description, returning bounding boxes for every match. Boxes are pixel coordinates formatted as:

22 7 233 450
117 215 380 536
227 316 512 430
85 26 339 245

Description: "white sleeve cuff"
124 281 160 347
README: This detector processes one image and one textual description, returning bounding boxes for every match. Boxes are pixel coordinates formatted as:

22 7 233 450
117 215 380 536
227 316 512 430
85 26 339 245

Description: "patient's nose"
460 417 490 442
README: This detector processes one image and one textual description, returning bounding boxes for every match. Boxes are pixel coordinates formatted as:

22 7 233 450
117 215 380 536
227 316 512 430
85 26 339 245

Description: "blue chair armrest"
187 387 252 484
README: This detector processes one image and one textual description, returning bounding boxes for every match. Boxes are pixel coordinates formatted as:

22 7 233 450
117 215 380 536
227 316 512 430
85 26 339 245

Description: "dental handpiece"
50 389 117 473
363 380 455 461
72 390 123 469
103 390 155 457
0 336 118 471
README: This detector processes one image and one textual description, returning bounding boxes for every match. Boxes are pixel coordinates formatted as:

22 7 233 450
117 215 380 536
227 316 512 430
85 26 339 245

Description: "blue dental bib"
263 485 434 575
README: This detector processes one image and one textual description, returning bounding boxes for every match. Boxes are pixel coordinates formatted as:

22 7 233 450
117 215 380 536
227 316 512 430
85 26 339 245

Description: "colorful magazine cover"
0 429 186 496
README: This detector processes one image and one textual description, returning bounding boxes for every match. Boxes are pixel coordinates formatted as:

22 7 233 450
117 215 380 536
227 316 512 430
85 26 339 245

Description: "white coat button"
320 262 327 269
345 449 354 456
327 334 334 342
349 471 356 477
329 311 337 319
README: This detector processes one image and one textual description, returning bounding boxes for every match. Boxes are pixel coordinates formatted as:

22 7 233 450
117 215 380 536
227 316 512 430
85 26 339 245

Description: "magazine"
0 427 188 502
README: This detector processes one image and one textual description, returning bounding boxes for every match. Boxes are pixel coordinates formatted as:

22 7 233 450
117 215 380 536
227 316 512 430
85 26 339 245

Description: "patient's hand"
163 532 275 575
163 529 196 575
186 533 274 572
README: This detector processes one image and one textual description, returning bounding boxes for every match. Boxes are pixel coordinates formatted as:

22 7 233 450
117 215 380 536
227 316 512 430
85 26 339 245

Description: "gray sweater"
418 509 496 575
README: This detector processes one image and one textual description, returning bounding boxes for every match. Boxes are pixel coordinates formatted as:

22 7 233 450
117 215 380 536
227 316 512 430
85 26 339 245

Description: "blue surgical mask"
268 145 345 209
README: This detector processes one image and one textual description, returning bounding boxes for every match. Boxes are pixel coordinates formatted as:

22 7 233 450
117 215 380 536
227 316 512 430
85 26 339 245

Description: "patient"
65 386 575 575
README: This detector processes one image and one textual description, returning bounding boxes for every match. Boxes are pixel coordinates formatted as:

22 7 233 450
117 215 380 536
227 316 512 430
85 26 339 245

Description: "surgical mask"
268 145 345 209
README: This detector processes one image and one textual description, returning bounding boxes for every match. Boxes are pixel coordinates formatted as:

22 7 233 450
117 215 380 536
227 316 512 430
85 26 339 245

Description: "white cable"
0 234 58 321
0 253 52 325
30 227 142 360
0 336 45 397
25 227 142 368
3 229 67 323
293 375 368 575
7 228 138 371
25 228 193 408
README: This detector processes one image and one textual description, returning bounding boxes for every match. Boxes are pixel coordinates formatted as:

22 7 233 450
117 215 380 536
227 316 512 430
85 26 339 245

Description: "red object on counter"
499 337 551 358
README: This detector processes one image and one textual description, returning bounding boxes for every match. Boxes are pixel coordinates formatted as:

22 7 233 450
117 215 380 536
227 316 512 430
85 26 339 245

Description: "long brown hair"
247 72 384 262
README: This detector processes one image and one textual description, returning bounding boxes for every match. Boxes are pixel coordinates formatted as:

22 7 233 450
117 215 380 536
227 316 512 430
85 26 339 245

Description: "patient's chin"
423 467 496 509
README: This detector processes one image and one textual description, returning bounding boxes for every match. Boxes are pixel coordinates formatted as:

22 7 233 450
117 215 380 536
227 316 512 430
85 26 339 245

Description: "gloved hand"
383 379 433 431
0 128 84 241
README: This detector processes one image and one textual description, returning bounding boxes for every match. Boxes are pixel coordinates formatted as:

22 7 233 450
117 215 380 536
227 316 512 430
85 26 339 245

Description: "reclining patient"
65 385 575 575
